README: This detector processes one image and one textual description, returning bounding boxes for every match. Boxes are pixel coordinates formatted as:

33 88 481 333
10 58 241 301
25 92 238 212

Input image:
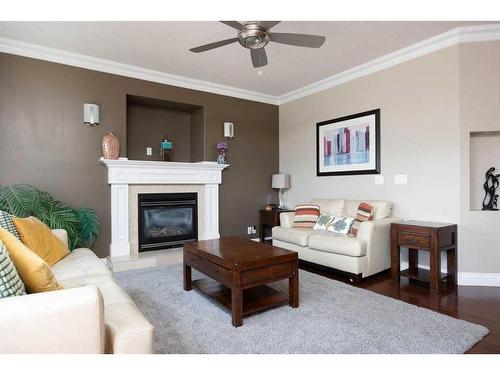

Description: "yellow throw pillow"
13 216 69 266
0 228 63 293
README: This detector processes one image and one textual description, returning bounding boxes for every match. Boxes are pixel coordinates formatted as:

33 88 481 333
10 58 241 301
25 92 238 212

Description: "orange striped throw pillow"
350 202 374 236
293 204 320 228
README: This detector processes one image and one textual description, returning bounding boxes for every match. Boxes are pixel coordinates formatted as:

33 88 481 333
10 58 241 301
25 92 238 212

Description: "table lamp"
272 173 290 209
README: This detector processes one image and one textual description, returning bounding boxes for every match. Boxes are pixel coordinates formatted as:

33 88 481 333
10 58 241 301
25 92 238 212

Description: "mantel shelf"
99 157 229 185
99 157 229 171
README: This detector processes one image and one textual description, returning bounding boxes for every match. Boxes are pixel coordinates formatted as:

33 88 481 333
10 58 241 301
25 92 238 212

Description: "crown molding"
0 37 280 105
0 24 499 106
277 24 500 104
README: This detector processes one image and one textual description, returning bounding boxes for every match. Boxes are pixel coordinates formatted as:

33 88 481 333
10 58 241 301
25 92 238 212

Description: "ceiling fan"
189 21 326 68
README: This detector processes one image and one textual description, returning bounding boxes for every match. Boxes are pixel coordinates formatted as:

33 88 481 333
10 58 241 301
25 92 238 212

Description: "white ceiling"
0 21 491 97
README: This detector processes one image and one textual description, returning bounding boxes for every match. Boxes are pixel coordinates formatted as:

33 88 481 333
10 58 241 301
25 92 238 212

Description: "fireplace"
138 192 197 251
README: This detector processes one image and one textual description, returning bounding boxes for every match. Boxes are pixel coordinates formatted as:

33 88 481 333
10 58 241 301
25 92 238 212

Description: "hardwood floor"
299 261 500 354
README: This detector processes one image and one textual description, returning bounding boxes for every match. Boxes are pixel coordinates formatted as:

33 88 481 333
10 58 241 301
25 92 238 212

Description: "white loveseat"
272 199 399 282
0 229 153 354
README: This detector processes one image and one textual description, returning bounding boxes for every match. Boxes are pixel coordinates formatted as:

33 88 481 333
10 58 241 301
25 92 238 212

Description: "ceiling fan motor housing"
238 23 270 49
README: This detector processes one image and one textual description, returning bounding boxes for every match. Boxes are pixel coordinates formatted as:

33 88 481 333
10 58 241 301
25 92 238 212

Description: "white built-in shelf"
469 131 500 211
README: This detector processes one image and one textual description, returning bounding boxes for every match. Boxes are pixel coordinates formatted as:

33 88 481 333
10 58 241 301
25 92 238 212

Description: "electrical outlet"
247 226 252 235
394 174 408 185
146 147 152 156
251 226 257 234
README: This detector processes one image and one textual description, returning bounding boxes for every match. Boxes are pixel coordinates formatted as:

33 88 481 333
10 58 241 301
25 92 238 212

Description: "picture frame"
316 109 380 176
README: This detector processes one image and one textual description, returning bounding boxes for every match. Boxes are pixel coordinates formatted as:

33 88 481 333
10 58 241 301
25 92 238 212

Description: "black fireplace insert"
138 192 197 252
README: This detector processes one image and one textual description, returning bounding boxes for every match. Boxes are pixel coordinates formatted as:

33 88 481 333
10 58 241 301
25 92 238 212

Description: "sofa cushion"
293 204 320 228
311 199 344 217
0 228 63 293
313 214 334 231
52 248 111 285
272 226 313 247
350 202 374 236
308 231 367 257
0 210 20 239
344 200 392 219
13 216 69 266
0 239 26 298
328 216 356 235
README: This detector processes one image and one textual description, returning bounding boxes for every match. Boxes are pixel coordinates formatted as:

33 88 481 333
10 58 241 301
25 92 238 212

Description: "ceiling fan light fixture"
237 23 270 49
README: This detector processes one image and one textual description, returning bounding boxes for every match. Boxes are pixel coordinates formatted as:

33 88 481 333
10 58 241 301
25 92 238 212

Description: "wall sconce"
224 122 234 138
84 103 100 126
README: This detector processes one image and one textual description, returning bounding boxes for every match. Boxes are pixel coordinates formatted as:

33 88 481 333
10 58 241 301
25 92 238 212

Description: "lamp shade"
272 174 290 189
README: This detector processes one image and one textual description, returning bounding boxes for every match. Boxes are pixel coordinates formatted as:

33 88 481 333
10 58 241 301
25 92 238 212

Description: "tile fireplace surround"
100 158 229 258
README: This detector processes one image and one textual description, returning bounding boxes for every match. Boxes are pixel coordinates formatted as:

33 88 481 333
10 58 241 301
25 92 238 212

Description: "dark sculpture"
482 167 500 211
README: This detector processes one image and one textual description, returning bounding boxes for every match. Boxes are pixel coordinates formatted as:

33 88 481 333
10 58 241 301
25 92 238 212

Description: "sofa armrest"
356 218 401 277
52 228 69 248
279 212 295 228
0 286 105 354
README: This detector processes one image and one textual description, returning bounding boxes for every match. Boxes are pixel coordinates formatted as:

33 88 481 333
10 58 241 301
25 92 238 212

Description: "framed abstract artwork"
316 109 380 176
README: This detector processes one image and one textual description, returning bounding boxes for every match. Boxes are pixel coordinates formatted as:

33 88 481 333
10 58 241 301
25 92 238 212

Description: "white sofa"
272 199 399 282
0 229 153 354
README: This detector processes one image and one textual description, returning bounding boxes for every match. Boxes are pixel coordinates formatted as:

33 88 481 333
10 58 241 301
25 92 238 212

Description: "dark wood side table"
391 221 457 292
259 208 293 243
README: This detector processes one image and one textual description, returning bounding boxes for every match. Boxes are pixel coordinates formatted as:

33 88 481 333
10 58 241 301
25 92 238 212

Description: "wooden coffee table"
183 237 299 327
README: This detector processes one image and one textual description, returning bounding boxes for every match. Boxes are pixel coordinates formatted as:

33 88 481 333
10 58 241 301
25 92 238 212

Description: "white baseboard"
458 273 500 287
251 236 272 242
400 261 500 287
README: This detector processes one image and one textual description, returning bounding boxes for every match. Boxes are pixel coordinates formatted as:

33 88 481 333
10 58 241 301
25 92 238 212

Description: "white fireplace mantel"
100 158 229 258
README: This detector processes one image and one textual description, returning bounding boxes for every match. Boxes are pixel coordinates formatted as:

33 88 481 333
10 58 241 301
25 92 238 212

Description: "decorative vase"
216 141 228 164
102 132 120 160
217 149 226 164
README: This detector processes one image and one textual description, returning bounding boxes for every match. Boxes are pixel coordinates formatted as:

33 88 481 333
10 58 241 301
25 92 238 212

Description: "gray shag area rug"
114 263 488 354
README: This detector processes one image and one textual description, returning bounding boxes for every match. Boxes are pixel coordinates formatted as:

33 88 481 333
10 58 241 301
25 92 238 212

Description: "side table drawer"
398 232 430 248
261 213 277 226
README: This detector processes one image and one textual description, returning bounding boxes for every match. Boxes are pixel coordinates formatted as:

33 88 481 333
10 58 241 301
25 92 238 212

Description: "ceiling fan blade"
270 33 326 48
250 48 268 68
189 37 239 53
257 21 281 30
220 21 244 30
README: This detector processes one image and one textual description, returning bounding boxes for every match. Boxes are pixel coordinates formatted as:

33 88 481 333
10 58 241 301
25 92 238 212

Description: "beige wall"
280 46 460 222
280 41 500 275
459 41 500 273
0 53 279 257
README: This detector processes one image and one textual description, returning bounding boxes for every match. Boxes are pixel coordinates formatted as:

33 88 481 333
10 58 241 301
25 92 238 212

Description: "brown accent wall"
190 108 204 162
0 52 279 257
127 105 192 162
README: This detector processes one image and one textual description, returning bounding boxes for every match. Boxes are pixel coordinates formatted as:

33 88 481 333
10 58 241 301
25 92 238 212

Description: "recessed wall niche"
126 95 204 162
470 131 500 211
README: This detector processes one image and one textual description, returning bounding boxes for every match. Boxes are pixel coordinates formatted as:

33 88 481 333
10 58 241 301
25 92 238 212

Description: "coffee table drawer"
398 232 430 248
241 262 295 288
185 252 232 287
